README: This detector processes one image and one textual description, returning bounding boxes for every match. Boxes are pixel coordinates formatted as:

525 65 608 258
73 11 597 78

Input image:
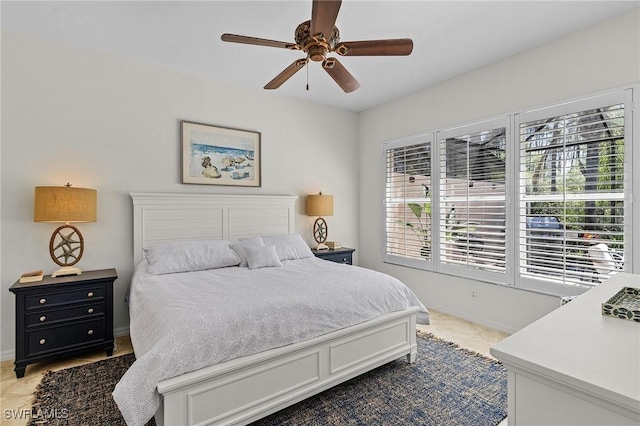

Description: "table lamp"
34 184 97 277
306 193 333 250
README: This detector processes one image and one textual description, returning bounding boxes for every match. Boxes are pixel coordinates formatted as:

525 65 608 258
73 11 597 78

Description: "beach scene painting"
182 121 261 187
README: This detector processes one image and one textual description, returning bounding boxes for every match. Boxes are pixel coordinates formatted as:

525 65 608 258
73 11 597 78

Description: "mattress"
113 257 428 426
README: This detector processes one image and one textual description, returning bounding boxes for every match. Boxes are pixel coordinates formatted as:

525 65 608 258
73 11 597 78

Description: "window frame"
383 133 435 270
512 89 634 295
381 86 636 297
436 117 511 285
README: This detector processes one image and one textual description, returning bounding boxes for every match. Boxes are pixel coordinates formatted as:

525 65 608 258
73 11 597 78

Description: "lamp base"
52 266 82 278
314 243 330 250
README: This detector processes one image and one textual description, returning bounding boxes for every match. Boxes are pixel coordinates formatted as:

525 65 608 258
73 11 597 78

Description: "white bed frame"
131 193 420 426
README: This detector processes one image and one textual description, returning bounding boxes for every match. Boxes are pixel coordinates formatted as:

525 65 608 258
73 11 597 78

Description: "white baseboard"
114 326 130 338
1 349 15 362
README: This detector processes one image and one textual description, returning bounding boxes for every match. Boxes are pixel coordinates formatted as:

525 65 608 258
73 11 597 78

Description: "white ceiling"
3 1 639 112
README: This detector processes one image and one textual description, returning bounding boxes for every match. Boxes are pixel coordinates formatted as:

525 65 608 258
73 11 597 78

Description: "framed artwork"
182 120 261 187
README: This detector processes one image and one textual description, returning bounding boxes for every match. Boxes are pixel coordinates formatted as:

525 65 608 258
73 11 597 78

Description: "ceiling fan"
221 0 413 93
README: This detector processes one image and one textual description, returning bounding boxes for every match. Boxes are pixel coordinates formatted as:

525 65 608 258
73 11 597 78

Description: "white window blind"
519 103 625 287
384 137 432 267
438 124 507 276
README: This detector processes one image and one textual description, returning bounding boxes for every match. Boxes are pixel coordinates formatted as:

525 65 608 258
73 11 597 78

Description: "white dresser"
491 273 640 425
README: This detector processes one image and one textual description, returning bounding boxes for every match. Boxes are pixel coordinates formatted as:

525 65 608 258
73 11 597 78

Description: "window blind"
438 126 507 274
384 139 432 265
519 103 625 286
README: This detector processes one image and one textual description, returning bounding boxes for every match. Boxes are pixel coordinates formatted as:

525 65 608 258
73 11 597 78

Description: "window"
384 136 432 268
517 96 626 291
382 88 634 296
438 120 508 283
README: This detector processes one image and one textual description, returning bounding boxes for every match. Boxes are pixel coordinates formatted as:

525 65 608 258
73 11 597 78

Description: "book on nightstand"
325 241 342 249
19 270 44 283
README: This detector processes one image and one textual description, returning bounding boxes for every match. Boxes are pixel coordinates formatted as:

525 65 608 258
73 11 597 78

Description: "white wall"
0 31 359 359
358 9 640 334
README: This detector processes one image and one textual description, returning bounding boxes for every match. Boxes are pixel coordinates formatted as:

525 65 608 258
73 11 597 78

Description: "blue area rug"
29 332 506 425
253 331 508 426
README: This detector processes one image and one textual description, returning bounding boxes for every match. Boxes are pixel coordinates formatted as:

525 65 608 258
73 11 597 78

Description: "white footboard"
155 308 419 426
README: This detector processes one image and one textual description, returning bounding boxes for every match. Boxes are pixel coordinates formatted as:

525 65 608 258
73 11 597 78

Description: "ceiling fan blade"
335 39 413 56
264 58 309 89
310 0 341 41
322 57 360 93
221 33 298 50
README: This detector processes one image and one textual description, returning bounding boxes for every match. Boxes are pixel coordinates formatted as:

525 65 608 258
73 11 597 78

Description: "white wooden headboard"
130 193 298 266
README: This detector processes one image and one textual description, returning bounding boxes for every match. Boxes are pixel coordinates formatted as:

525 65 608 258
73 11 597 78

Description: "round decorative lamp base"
313 217 330 250
49 224 84 277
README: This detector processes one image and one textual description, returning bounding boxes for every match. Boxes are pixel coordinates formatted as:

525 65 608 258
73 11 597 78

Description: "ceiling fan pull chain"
306 61 310 91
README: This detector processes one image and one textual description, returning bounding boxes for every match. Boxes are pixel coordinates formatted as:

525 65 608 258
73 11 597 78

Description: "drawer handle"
87 292 94 298
88 308 94 314
39 298 47 305
88 329 94 335
39 316 47 322
39 338 46 345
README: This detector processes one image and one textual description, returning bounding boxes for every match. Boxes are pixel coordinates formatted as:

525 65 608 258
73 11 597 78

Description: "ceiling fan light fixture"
308 45 327 62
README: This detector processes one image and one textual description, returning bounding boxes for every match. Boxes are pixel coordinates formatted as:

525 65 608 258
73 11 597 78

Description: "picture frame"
182 120 261 187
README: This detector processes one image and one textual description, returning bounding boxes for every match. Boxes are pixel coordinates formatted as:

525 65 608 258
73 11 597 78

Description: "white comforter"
113 257 429 426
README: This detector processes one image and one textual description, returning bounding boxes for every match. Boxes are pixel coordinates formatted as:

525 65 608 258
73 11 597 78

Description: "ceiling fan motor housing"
295 20 340 62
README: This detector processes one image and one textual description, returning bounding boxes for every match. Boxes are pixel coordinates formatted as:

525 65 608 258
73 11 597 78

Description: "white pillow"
260 233 314 261
245 245 282 270
230 236 265 267
144 240 241 275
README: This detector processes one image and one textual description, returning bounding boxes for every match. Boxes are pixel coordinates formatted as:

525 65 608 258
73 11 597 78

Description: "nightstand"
312 247 355 265
9 268 117 378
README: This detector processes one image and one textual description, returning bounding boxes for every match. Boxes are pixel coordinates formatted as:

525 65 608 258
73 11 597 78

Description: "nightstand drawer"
27 318 105 357
26 302 105 327
25 286 104 309
322 253 352 264
312 248 355 265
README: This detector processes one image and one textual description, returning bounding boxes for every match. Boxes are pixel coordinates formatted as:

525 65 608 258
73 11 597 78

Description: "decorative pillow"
230 236 265 267
144 240 241 275
245 245 282 270
260 233 314 261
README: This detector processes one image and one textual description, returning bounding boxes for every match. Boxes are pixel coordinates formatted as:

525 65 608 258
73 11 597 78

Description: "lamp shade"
34 186 97 223
306 194 333 217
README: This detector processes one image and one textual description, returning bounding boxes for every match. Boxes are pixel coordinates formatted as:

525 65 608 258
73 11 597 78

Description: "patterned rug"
29 332 507 426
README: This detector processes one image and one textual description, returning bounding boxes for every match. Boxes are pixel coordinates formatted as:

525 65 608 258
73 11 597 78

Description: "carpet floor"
29 332 507 425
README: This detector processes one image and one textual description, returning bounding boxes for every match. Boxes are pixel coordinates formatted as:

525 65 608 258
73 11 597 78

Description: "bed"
114 193 429 426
